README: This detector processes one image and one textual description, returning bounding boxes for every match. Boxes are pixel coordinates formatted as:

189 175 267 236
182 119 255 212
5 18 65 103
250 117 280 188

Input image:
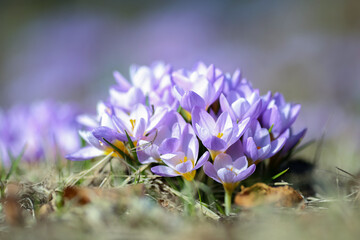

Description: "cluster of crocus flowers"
0 101 81 166
67 61 306 215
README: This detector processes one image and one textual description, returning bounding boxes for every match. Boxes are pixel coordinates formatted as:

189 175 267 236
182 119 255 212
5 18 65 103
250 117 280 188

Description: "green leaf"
102 137 138 173
102 137 127 159
5 145 26 181
125 130 139 163
271 168 289 180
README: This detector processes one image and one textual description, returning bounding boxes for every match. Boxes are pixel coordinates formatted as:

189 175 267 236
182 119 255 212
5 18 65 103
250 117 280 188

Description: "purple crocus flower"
66 126 128 161
136 111 186 164
67 103 169 161
222 71 271 118
278 128 307 158
151 123 209 181
67 102 128 161
260 92 301 139
203 152 256 215
203 153 256 192
111 103 169 141
109 62 177 111
191 106 250 160
0 101 81 166
172 62 224 113
241 120 287 164
219 92 263 122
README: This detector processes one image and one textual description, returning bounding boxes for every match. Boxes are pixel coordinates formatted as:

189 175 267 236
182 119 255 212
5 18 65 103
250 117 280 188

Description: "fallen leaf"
37 203 55 219
234 182 304 208
63 184 145 206
3 197 24 226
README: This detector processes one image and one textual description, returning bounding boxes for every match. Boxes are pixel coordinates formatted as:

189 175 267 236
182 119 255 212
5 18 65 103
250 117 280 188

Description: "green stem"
224 189 233 216
183 178 195 216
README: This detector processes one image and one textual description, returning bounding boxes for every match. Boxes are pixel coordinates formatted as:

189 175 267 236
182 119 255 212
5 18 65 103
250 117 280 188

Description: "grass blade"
272 168 289 180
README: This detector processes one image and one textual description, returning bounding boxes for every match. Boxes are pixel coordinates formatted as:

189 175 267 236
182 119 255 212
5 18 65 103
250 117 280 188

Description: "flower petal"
194 151 210 170
137 140 160 164
234 164 256 182
161 152 185 168
79 130 101 149
66 146 104 161
217 168 236 183
151 165 180 177
113 71 131 91
180 91 206 112
236 117 250 139
266 136 287 159
214 153 233 171
244 137 258 161
158 138 181 155
281 128 307 154
133 118 146 139
109 87 145 111
192 107 216 134
243 98 262 120
233 164 256 182
231 98 250 120
147 107 168 133
215 111 232 134
175 161 194 174
203 162 221 183
203 136 227 151
233 156 248 172
92 126 126 143
219 94 237 121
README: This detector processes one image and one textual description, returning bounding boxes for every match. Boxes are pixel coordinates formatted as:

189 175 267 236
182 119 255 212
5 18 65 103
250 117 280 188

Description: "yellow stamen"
130 119 136 130
176 157 196 181
179 156 188 163
217 132 224 138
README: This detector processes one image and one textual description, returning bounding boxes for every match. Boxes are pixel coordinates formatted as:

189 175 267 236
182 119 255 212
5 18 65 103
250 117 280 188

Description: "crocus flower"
111 103 169 142
172 62 224 113
67 103 128 161
136 111 186 164
191 106 250 160
203 153 256 215
219 91 263 122
109 62 177 111
204 153 256 192
0 101 81 166
260 92 301 139
66 126 127 161
278 128 307 158
68 103 169 161
221 69 272 124
151 123 209 181
241 120 287 164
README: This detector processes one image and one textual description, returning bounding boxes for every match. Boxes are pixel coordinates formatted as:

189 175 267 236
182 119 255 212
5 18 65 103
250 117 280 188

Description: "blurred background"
0 0 359 171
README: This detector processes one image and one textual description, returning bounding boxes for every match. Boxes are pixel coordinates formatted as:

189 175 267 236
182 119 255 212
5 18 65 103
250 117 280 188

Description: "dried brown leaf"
3 197 24 226
234 182 304 208
63 184 145 206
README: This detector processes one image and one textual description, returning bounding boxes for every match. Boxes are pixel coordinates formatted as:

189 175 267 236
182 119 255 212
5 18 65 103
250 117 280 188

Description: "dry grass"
0 142 360 240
